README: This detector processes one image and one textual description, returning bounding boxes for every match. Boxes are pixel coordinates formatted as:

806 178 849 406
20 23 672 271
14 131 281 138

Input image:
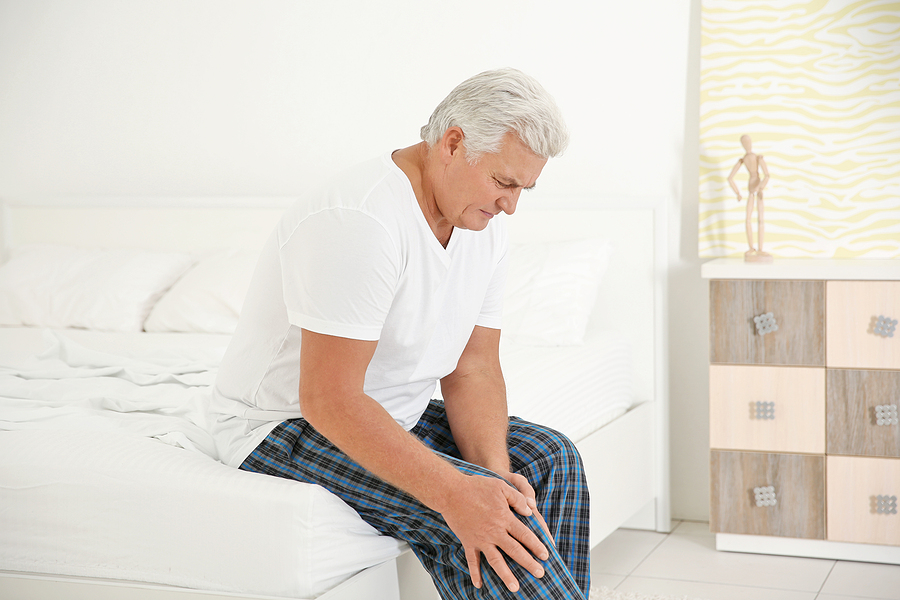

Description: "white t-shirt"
210 153 508 467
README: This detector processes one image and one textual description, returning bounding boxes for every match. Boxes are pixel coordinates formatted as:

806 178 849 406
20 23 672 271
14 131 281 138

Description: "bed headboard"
0 197 292 255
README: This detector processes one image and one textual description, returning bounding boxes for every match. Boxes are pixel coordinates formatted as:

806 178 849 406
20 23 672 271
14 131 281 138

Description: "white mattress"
0 327 404 599
0 326 635 598
500 333 635 443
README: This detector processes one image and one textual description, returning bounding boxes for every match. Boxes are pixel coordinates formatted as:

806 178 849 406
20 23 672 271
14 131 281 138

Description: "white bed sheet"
500 333 635 443
0 326 404 599
0 326 635 598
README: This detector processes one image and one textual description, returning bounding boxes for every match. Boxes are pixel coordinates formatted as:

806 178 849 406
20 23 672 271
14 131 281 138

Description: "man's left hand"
501 471 554 544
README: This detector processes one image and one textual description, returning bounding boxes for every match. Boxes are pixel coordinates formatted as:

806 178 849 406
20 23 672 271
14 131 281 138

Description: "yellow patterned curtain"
700 0 900 258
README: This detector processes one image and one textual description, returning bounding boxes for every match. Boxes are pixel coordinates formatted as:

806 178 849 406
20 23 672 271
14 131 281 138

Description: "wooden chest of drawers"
702 259 900 563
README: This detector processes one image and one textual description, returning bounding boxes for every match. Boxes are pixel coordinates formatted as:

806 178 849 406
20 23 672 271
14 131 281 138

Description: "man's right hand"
439 473 550 592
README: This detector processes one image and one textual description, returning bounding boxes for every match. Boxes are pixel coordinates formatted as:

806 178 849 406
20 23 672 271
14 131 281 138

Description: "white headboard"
1 197 291 256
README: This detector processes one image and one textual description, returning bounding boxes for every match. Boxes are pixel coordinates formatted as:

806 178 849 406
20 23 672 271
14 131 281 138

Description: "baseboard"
621 498 657 531
716 533 900 565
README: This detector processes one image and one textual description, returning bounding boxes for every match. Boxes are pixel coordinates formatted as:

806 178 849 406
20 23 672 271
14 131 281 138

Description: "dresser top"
701 258 900 280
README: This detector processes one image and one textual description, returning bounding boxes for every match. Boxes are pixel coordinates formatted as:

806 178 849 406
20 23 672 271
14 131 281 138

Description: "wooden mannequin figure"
727 135 772 262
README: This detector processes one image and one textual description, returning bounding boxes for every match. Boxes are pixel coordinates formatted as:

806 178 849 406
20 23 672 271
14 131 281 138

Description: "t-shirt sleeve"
279 209 400 341
475 236 508 330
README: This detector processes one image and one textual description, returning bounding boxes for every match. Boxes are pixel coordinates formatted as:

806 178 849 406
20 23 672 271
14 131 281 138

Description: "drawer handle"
754 401 775 420
874 315 898 338
876 404 899 426
754 312 778 336
875 495 898 515
754 486 777 507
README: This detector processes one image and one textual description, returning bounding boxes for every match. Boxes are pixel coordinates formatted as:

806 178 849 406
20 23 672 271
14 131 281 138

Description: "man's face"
437 132 548 232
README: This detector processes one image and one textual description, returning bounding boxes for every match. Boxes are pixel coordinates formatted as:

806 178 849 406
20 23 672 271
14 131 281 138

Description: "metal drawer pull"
754 486 777 507
754 312 778 335
874 315 898 338
876 495 898 515
876 404 899 426
755 401 775 420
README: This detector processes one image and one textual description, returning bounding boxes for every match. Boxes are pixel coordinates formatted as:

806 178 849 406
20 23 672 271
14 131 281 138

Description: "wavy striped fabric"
700 0 900 258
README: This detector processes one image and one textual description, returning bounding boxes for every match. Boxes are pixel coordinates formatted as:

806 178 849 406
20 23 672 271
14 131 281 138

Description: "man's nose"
497 190 520 215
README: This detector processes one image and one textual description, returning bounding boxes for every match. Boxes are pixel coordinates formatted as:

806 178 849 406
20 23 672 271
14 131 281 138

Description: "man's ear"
439 127 465 164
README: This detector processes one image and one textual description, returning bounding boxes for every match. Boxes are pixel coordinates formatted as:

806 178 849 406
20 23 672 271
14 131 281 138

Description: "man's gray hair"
420 68 569 162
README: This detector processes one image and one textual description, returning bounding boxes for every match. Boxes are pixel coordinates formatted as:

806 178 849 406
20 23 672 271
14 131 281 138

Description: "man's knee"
509 420 584 474
543 428 584 480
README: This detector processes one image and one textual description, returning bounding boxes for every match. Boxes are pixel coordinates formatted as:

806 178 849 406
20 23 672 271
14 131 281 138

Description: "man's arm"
440 326 510 473
298 328 548 592
440 326 554 572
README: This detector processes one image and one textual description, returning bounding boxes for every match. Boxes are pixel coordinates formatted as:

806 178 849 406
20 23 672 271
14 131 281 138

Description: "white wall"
0 0 690 199
0 0 709 520
670 0 709 522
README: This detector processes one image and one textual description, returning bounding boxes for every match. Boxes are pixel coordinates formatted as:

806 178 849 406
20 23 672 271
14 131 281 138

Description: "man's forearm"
303 388 470 512
441 368 511 474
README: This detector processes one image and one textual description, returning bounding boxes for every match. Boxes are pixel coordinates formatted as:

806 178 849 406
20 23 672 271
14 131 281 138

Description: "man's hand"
502 471 553 544
440 474 550 592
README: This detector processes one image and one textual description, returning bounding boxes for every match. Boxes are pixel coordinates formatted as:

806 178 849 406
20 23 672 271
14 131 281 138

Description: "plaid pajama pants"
240 399 590 599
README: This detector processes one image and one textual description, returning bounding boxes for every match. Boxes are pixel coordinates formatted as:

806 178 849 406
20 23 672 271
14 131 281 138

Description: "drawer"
827 455 900 546
827 281 900 369
710 280 825 366
827 369 900 458
710 365 825 454
710 450 825 539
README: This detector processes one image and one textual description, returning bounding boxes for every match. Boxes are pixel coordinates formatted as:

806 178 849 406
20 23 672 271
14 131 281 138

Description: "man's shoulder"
284 154 404 212
276 154 416 246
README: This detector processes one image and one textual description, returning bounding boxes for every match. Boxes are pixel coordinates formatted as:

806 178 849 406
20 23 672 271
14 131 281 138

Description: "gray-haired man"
212 68 590 599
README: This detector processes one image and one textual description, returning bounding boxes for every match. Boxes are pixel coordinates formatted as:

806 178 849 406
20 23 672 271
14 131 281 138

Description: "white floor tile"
591 527 669 575
591 573 626 589
630 522 835 591
617 576 818 600
816 595 893 600
819 561 900 599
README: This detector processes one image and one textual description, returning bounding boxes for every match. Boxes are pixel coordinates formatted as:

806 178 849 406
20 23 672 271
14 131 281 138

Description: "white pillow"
144 249 257 334
0 245 195 332
502 238 612 346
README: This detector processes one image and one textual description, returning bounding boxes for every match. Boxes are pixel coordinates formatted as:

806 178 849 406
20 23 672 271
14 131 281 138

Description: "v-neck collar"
386 152 456 264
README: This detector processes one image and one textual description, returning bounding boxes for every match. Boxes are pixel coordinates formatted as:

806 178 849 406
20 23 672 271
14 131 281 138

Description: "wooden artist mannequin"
728 134 771 262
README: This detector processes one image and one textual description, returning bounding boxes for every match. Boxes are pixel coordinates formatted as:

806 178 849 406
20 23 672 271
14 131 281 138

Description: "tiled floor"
590 521 900 600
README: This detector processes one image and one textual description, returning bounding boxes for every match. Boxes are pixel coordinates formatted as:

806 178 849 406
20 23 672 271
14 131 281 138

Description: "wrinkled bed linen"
0 329 219 457
0 328 404 598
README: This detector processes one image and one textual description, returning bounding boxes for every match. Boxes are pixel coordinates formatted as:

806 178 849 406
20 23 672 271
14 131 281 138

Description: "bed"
0 194 670 600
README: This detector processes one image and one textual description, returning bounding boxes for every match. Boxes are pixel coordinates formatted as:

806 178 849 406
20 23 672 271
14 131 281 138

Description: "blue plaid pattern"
240 399 590 599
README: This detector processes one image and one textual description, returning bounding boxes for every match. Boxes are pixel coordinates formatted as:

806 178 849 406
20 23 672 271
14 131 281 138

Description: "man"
211 68 590 599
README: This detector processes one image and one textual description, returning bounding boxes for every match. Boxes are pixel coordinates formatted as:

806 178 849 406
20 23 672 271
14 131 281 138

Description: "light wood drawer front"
827 456 900 546
827 369 900 458
710 450 825 539
710 280 825 366
827 281 900 369
710 365 825 454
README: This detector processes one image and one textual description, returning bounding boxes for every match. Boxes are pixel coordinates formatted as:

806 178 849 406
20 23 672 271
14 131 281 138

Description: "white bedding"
0 325 634 597
0 327 404 598
501 334 634 443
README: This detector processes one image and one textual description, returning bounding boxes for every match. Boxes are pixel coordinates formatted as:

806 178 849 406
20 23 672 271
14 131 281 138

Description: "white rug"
589 586 704 600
